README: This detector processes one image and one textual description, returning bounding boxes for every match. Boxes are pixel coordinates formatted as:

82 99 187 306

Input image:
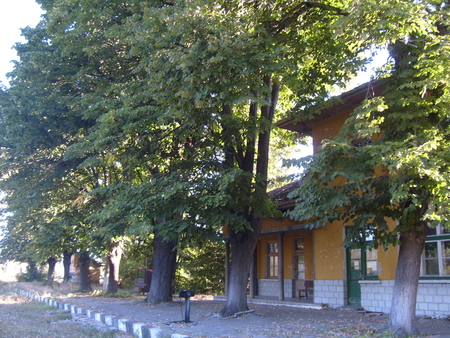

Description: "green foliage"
175 239 226 295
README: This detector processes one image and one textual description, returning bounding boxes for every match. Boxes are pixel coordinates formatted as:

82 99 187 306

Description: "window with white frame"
421 225 450 277
267 241 278 278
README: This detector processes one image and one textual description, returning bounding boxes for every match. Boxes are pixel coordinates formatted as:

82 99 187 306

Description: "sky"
0 0 44 86
0 0 43 227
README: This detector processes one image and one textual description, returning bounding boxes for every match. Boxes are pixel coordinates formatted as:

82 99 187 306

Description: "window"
421 225 450 277
346 226 379 279
294 238 306 280
267 242 278 278
365 249 378 276
349 247 378 277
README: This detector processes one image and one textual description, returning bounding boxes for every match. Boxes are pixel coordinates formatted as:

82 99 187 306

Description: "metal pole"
184 297 191 323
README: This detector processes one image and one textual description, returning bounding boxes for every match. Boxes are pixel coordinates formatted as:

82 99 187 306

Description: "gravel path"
58 295 450 338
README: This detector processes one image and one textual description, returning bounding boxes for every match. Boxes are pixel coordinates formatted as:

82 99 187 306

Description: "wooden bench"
298 280 314 299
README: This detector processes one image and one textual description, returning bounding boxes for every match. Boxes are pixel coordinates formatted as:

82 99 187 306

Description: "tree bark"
388 228 427 337
145 233 178 303
63 251 72 284
107 240 124 294
44 257 57 286
77 251 92 292
220 217 262 317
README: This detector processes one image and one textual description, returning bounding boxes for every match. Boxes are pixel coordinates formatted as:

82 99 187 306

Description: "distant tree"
45 257 57 286
77 251 92 292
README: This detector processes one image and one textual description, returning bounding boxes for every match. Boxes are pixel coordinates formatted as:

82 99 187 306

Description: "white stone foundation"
257 279 294 298
360 279 450 318
313 279 346 308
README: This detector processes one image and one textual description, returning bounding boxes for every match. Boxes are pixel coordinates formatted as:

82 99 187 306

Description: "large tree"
0 19 97 287
122 0 364 316
287 1 450 335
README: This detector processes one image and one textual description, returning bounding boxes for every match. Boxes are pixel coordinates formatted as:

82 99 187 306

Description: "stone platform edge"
19 290 189 338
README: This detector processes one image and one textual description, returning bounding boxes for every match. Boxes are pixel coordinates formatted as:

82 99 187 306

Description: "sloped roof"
268 179 304 211
275 80 387 136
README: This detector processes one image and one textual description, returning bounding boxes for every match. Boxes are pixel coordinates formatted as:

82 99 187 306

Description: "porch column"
225 239 230 296
278 232 284 300
249 246 257 298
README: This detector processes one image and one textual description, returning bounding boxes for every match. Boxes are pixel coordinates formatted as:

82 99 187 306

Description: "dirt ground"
17 283 450 338
0 282 131 338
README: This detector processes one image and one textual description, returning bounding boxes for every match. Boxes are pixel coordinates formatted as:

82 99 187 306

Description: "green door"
347 247 363 306
346 245 378 306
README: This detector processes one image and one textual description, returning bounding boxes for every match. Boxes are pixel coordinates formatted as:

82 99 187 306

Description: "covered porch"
214 295 324 310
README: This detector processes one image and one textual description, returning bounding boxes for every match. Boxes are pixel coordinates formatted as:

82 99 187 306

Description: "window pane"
351 259 361 271
442 241 450 258
295 238 305 250
425 243 438 258
269 242 278 254
366 249 378 261
425 259 439 275
269 256 278 277
443 259 450 276
427 226 437 236
367 261 377 275
351 249 361 260
270 256 278 267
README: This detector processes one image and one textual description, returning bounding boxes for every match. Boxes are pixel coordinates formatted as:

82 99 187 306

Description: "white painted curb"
18 290 189 338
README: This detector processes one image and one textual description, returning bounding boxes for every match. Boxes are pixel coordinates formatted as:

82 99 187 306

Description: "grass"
0 282 132 338
91 289 140 298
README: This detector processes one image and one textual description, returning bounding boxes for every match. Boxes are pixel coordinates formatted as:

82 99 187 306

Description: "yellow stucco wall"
313 221 346 280
376 218 399 280
311 112 351 153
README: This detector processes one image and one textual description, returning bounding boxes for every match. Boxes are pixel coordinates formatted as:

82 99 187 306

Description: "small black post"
178 290 195 323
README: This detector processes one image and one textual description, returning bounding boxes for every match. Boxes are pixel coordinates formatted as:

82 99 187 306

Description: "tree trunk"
107 240 124 294
45 257 57 286
145 233 178 304
63 251 72 284
102 258 109 291
77 251 92 292
388 229 427 336
26 258 40 281
219 76 278 317
220 217 262 317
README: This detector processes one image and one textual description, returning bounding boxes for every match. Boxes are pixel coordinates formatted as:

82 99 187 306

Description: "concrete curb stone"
18 290 189 338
